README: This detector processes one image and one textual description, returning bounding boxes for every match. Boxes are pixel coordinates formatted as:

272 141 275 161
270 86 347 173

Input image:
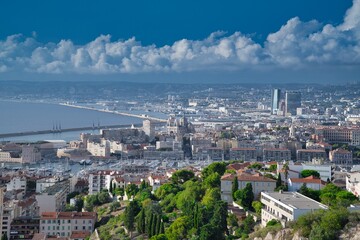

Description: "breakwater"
0 123 143 138
59 103 167 123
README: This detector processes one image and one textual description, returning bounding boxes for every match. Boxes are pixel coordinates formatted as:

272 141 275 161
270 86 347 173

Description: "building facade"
261 191 327 227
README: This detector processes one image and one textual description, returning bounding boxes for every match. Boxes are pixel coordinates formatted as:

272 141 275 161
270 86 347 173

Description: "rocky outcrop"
252 229 305 240
339 223 360 240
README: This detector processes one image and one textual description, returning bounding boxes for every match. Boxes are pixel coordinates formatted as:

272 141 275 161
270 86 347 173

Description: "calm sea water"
0 101 160 142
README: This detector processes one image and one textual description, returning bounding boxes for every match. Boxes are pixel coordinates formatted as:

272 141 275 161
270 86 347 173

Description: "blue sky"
0 0 359 83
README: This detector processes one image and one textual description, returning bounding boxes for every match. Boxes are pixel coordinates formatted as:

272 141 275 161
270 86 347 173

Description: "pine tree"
232 176 239 200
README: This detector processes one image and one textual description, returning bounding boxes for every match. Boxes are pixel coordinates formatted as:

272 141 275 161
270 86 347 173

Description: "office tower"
271 89 281 115
285 91 301 115
143 119 155 140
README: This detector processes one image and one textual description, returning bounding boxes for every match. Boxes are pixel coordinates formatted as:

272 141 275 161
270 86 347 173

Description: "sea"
0 100 167 142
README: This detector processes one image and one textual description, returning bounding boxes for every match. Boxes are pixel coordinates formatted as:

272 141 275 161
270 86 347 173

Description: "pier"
59 103 167 123
0 123 145 138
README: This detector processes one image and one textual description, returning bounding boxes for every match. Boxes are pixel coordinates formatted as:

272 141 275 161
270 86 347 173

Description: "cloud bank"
0 0 360 80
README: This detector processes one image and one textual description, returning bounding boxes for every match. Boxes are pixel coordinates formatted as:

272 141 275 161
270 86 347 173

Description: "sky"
0 0 359 83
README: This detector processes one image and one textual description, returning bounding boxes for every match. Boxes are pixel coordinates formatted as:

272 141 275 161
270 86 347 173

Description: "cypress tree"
160 221 165 234
136 208 146 233
151 214 157 237
276 173 282 189
193 203 199 229
155 214 162 235
232 176 239 200
147 212 154 237
109 180 113 193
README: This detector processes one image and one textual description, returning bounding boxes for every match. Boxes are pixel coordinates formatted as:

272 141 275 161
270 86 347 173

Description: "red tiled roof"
230 148 256 151
227 162 251 170
41 212 97 220
70 231 91 239
290 175 326 185
221 172 276 182
297 149 325 153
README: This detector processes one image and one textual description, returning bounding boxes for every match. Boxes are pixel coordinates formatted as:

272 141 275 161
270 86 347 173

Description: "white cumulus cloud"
0 0 359 77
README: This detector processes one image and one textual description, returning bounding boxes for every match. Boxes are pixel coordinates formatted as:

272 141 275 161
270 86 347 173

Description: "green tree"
171 169 195 184
136 208 146 234
252 201 263 216
269 164 277 172
152 214 158 237
156 214 162 235
150 234 168 240
248 163 262 170
242 215 255 234
201 187 221 208
202 162 227 179
109 180 113 193
176 181 204 215
110 201 120 212
65 204 76 212
1 234 8 240
165 216 191 240
210 201 228 235
276 173 282 189
282 162 289 188
124 200 141 235
299 183 309 195
235 183 254 210
232 176 238 200
98 192 110 204
300 170 320 178
203 172 221 188
140 179 147 190
126 183 139 198
155 183 180 200
199 224 220 240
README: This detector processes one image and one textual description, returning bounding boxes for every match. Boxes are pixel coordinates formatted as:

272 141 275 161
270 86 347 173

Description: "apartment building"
329 148 353 165
221 172 276 202
263 148 291 161
88 170 122 195
36 181 69 214
296 149 326 162
346 171 360 198
229 148 257 161
261 191 328 227
39 212 96 238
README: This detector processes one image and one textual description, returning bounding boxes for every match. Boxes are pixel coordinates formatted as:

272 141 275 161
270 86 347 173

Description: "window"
47 220 51 224
83 226 86 230
41 220 45 224
68 220 71 223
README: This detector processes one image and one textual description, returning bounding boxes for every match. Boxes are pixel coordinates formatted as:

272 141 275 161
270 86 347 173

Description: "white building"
87 139 110 157
346 171 360 198
278 162 334 182
35 181 69 214
221 172 277 202
88 170 122 195
288 176 326 192
261 191 328 227
6 177 26 192
40 212 96 238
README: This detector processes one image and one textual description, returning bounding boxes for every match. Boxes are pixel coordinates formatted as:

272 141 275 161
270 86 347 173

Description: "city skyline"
0 0 359 83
